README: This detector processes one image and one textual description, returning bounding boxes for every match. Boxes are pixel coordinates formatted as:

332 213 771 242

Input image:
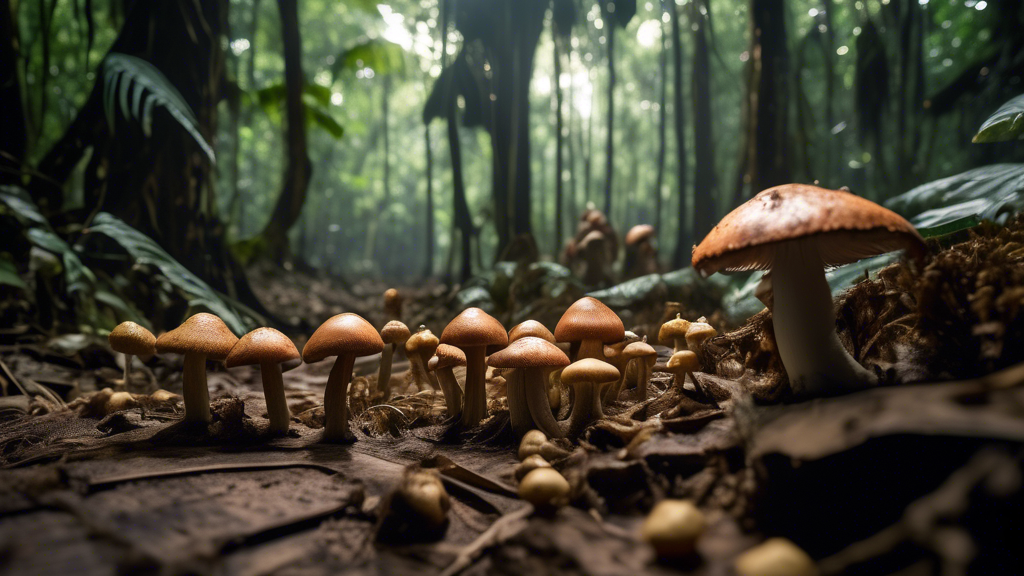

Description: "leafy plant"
334 39 407 77
102 53 216 162
885 164 1024 228
253 82 344 139
973 94 1024 143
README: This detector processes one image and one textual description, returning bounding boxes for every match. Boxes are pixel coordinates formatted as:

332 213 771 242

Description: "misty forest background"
2 0 1024 335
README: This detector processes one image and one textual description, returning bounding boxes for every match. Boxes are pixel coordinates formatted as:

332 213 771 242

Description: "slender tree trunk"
377 75 392 273
603 22 616 215
746 0 791 194
566 42 578 226
261 0 311 263
585 68 594 204
424 123 435 277
227 0 261 229
654 7 667 234
691 0 716 242
822 0 835 183
0 0 26 185
553 33 564 257
671 2 689 269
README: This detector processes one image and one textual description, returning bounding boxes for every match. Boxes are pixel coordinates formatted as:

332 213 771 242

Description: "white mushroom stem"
672 338 686 353
435 367 464 416
505 368 564 439
566 381 604 438
576 339 606 361
123 354 133 384
182 353 212 423
634 358 654 402
772 240 877 395
376 343 398 399
408 351 435 392
460 347 488 428
324 354 356 441
259 361 290 434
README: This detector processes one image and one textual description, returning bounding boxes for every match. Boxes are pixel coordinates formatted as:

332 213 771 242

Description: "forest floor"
1 223 1024 575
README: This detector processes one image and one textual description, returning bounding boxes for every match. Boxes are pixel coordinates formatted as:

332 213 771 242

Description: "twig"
87 461 340 493
439 506 532 576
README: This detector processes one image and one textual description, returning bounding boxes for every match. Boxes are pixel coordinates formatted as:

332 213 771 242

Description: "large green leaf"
86 213 259 335
0 186 49 226
974 94 1024 143
334 39 407 77
885 164 1024 228
254 83 344 139
102 53 215 163
0 257 27 290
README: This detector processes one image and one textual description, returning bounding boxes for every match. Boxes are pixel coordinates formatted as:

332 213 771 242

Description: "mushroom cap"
691 183 926 276
396 469 450 530
518 468 571 510
225 327 300 368
439 307 508 349
623 340 657 360
560 358 620 386
515 454 552 481
302 313 384 363
685 318 717 348
155 313 238 360
406 329 439 354
487 337 570 369
383 287 402 310
625 224 656 245
554 297 625 344
518 429 549 461
641 500 706 558
508 320 556 344
658 315 692 343
667 350 700 373
429 344 466 370
381 321 411 345
579 229 605 250
734 538 818 576
109 321 156 356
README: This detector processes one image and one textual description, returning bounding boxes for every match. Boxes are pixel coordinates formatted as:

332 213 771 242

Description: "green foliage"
254 82 345 140
973 94 1024 143
86 213 262 335
334 39 407 76
0 257 28 290
885 164 1024 228
600 0 637 28
102 53 216 162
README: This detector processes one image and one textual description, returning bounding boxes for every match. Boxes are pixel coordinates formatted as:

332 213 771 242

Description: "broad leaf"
0 186 49 226
102 53 215 163
334 39 406 77
974 94 1024 143
0 257 27 290
255 83 344 138
885 164 1024 228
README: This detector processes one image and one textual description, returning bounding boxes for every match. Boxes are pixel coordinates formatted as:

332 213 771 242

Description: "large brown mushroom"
302 313 384 442
225 327 300 434
692 184 925 395
155 313 238 423
487 337 570 439
439 307 508 428
554 296 625 361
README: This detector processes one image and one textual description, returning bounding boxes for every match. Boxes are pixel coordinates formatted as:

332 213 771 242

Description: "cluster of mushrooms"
561 206 662 285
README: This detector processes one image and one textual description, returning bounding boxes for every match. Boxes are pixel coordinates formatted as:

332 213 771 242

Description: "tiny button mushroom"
560 358 620 439
658 314 691 354
439 308 508 429
302 313 384 442
734 538 818 576
487 337 570 439
641 500 706 560
518 468 570 514
685 317 717 370
155 313 239 424
225 327 301 435
383 288 403 322
602 335 650 405
406 328 440 392
106 391 138 414
515 454 552 481
108 321 156 388
378 321 411 400
665 350 716 406
378 467 451 542
623 339 657 402
518 429 570 461
555 297 625 361
428 344 466 417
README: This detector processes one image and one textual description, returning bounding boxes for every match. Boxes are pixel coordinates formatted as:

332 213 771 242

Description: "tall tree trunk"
441 0 473 281
376 75 392 274
227 0 261 230
603 20 616 215
746 0 791 194
822 0 835 183
671 2 689 269
553 32 564 257
0 0 26 185
691 0 715 243
424 124 435 277
566 40 578 226
261 0 311 263
654 5 667 234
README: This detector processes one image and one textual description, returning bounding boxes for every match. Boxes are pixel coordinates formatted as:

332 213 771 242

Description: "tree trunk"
424 124 435 277
0 0 26 185
746 0 791 195
603 21 615 216
553 32 564 257
691 0 715 243
261 0 311 264
671 2 689 269
654 9 667 234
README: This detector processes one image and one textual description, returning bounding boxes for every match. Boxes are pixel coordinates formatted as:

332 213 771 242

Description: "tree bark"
0 0 26 185
603 19 616 216
746 0 791 194
654 9 667 234
553 32 564 257
261 0 311 263
424 124 435 277
691 0 715 243
671 2 689 269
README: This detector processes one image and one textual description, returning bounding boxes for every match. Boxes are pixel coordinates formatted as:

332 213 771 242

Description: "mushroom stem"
506 369 533 437
576 339 605 361
123 354 133 385
772 240 876 395
673 338 686 353
260 361 290 434
460 347 488 428
566 381 602 439
421 351 441 390
182 353 212 423
525 367 563 438
602 364 628 405
436 367 464 416
376 343 397 398
408 350 435 392
324 354 356 441
634 360 652 402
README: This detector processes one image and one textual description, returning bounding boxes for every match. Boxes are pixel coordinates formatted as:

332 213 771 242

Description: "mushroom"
378 321 411 399
685 317 717 370
555 296 625 361
561 358 620 438
508 320 556 344
517 429 570 461
578 230 613 286
405 327 440 392
302 313 384 442
641 500 706 560
487 337 570 439
515 454 552 481
225 327 300 434
658 314 691 353
428 344 465 417
155 313 239 423
108 321 156 388
383 287 403 322
378 467 450 542
519 468 570 514
692 184 924 395
626 339 658 402
624 224 660 279
734 538 818 576
439 307 508 428
664 350 716 405
106 391 138 413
